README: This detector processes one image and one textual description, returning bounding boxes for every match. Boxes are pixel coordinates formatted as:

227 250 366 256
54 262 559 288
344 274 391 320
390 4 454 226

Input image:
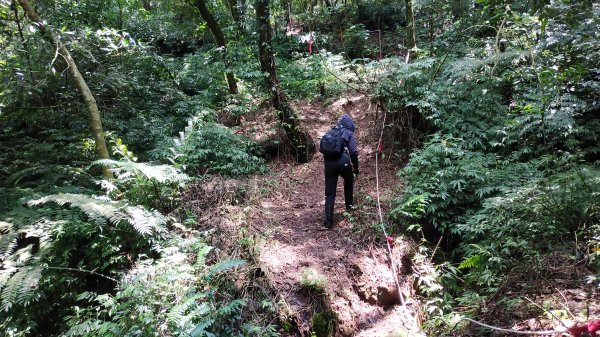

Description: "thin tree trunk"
285 0 291 32
256 0 315 163
12 1 35 82
225 0 244 36
226 0 240 22
405 0 416 58
195 0 238 95
18 0 112 178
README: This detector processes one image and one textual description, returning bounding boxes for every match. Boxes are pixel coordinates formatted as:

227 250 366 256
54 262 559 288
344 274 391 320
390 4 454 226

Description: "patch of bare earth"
243 94 422 336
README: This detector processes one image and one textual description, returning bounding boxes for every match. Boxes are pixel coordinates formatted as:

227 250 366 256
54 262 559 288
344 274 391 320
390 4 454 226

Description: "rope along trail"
372 51 412 307
374 104 405 307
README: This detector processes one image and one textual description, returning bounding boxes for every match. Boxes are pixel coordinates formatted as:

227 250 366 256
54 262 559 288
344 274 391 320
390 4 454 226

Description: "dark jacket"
325 114 358 172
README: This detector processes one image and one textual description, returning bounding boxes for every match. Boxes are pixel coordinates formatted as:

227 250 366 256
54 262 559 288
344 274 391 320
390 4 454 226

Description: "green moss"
311 310 337 337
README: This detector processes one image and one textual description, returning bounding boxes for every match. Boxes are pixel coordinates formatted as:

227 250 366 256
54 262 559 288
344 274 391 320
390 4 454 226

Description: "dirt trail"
246 94 422 336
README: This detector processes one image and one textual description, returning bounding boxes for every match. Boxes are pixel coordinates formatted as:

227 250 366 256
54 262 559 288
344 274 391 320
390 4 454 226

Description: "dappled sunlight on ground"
243 93 422 336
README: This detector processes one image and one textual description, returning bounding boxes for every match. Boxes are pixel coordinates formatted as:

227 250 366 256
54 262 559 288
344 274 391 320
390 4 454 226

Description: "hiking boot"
344 188 354 212
322 203 334 229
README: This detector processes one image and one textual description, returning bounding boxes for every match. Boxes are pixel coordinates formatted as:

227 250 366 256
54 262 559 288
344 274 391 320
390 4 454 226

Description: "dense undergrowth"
1 0 599 336
383 1 600 333
0 0 341 335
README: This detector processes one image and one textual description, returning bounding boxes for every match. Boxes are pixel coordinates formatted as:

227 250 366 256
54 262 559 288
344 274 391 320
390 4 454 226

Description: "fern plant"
28 193 168 236
0 188 169 334
94 158 189 213
171 116 266 177
382 3 600 333
63 237 275 337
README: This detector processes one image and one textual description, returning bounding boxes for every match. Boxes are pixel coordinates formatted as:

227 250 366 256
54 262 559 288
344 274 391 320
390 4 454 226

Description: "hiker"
321 113 359 229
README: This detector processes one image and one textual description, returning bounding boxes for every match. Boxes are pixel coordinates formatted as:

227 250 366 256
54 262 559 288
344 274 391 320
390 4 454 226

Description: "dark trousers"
324 155 354 210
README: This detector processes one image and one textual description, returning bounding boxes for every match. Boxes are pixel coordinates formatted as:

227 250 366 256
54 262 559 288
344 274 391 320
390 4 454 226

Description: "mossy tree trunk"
256 0 315 163
18 0 112 178
195 0 238 95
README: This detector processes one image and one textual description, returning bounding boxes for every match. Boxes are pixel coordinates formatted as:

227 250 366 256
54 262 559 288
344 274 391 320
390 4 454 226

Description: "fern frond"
28 194 167 236
458 254 483 270
0 267 17 291
29 193 122 225
93 159 189 183
5 165 93 187
206 259 246 279
0 221 14 233
217 298 246 316
446 57 485 79
6 165 61 187
124 206 167 236
0 222 18 259
189 317 216 337
0 266 42 311
167 295 210 329
0 268 26 311
392 194 429 219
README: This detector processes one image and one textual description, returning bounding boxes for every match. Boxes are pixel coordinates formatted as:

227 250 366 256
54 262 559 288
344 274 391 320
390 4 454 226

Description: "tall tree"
17 0 112 178
255 0 315 163
195 0 238 95
225 0 240 23
405 0 416 58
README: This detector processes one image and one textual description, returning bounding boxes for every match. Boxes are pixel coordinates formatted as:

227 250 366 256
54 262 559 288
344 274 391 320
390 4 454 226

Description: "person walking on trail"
321 113 359 229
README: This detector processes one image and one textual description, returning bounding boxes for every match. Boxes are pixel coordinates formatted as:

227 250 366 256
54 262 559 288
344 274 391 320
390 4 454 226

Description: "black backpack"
319 126 345 159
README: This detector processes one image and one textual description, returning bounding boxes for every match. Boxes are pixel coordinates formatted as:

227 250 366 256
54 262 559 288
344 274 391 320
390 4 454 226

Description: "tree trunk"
285 0 291 31
195 0 238 95
225 0 240 22
18 0 112 178
405 0 416 58
12 1 35 83
255 0 315 163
